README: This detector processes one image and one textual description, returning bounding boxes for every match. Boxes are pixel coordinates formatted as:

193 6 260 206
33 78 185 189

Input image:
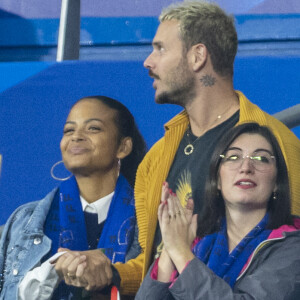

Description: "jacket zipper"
236 236 285 281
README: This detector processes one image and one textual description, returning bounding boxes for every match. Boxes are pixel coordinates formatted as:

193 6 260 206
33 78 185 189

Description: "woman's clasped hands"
157 182 198 278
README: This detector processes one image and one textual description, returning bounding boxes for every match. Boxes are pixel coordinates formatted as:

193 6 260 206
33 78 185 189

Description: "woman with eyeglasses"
136 122 300 300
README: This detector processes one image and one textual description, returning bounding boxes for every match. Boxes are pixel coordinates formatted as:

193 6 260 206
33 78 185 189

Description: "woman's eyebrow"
227 147 273 155
64 121 75 126
227 146 242 151
253 148 273 155
84 118 104 124
64 118 104 125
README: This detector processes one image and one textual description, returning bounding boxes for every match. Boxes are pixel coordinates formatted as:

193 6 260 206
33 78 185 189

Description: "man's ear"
117 137 133 160
191 43 207 72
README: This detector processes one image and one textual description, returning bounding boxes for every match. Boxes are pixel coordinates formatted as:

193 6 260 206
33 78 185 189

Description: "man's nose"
143 52 154 69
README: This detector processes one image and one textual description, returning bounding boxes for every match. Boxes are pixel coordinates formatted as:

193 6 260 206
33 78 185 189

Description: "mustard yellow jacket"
114 91 300 294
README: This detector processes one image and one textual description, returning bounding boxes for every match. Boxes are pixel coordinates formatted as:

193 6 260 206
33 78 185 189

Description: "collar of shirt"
80 191 114 224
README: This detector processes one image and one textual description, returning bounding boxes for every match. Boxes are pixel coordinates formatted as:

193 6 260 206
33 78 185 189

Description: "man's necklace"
183 127 201 155
184 106 233 156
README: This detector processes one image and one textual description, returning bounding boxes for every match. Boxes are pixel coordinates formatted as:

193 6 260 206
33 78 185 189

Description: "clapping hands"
158 182 197 274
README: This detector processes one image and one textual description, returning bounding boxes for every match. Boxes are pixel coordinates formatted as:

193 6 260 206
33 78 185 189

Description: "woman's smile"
68 145 89 155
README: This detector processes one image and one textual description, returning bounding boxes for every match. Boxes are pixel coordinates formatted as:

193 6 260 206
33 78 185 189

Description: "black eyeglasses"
220 149 276 172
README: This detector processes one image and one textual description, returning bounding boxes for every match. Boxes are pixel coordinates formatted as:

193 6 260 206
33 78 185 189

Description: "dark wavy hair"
76 95 147 187
197 122 293 237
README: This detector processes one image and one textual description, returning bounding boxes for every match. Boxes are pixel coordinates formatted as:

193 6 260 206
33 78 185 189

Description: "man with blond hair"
55 1 300 297
123 0 300 294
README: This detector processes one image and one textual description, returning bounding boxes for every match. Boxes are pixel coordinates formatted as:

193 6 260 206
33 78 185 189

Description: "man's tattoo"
200 74 216 87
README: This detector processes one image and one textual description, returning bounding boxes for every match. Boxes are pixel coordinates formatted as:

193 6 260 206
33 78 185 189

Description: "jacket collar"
164 109 189 132
268 217 300 240
23 188 58 235
162 90 252 132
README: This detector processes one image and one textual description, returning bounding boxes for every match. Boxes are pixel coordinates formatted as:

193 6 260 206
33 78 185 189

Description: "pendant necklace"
184 127 200 155
184 105 233 156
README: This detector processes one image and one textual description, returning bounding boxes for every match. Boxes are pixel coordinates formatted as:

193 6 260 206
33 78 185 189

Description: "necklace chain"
183 126 201 155
183 105 233 156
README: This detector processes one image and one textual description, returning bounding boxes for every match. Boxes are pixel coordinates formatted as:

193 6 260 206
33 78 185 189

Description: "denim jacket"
0 189 57 300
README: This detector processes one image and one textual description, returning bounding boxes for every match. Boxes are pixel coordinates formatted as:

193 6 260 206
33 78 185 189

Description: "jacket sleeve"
0 202 37 300
0 192 55 300
136 258 234 300
18 252 63 300
135 263 173 300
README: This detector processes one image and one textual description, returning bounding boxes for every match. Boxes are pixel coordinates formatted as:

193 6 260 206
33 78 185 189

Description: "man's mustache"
148 70 160 80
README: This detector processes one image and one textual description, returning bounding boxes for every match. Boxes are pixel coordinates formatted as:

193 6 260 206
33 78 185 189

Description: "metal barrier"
273 104 300 129
57 0 80 61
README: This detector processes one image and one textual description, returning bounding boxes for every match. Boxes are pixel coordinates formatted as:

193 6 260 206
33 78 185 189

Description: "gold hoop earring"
51 160 72 181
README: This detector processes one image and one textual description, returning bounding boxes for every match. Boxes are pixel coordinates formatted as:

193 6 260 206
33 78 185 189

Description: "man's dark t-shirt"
153 111 239 257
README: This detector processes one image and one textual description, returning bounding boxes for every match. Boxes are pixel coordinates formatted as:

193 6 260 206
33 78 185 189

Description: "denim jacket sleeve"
0 190 56 300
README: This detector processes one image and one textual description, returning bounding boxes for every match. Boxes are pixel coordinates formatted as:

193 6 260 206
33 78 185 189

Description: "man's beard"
155 77 196 107
153 57 196 107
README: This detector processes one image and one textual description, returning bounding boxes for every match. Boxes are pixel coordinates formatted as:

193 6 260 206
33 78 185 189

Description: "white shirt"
18 192 114 300
80 191 114 224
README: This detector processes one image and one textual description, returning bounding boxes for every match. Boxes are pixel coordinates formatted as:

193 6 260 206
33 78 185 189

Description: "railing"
273 104 300 129
57 0 80 61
